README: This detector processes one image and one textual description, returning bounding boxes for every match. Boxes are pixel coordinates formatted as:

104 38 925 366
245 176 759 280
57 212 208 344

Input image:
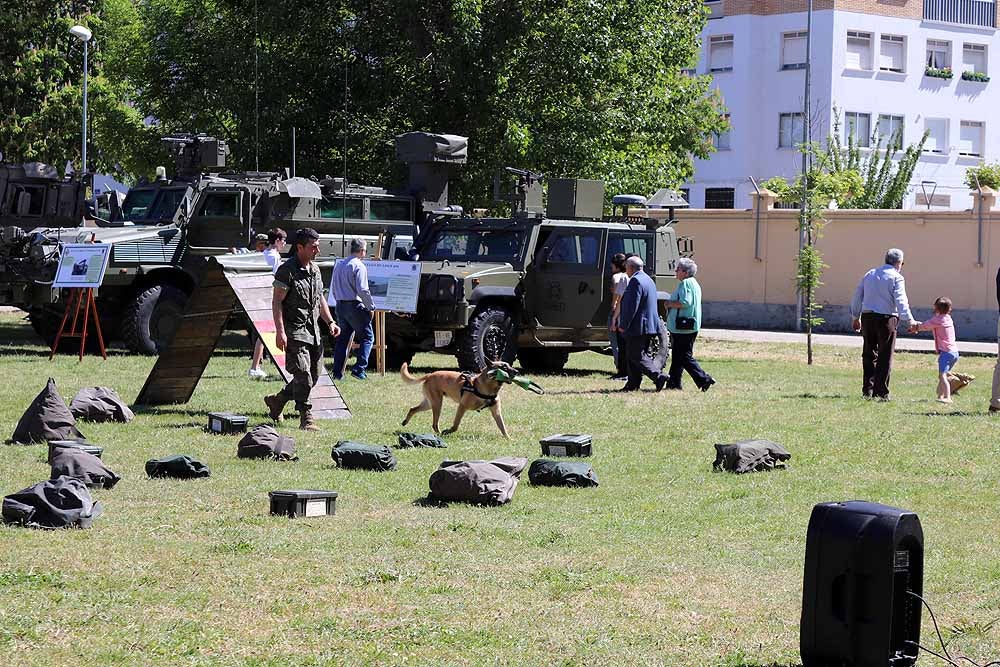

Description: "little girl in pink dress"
916 297 959 403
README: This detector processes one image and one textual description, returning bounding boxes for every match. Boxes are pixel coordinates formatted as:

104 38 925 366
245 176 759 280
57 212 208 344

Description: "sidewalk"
700 328 997 356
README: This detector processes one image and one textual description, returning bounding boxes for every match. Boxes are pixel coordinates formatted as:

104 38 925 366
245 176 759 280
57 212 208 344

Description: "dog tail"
399 362 425 384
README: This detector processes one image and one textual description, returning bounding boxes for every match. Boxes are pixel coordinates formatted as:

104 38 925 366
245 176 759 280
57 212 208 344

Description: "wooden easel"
49 287 107 361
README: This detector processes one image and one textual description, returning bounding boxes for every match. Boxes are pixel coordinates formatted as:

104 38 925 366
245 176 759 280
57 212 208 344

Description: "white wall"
686 9 996 211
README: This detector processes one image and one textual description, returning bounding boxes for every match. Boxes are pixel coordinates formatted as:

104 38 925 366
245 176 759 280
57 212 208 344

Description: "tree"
0 0 157 180
127 0 727 207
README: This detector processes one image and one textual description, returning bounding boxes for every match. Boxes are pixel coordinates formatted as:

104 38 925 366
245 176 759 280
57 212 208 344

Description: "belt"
336 299 359 304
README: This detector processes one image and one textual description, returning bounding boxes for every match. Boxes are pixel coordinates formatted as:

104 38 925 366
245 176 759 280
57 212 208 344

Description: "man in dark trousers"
849 248 916 401
264 228 340 431
617 256 667 392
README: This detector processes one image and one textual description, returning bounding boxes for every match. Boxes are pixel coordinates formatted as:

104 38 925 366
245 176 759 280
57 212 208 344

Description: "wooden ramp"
134 259 350 419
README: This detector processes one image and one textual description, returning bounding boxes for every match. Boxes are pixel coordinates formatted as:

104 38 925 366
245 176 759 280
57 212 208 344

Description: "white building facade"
684 0 997 210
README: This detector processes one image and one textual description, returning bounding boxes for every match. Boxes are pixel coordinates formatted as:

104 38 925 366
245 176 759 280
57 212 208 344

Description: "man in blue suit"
617 256 667 392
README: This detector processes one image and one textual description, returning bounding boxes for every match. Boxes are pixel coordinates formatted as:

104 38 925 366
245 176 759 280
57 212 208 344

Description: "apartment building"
684 0 996 210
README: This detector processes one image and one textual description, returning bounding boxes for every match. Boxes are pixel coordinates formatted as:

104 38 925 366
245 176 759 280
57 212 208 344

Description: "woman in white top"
249 228 288 379
608 253 629 380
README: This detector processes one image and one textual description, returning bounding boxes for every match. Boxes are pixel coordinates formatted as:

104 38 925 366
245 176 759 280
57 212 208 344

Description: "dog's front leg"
490 404 510 439
442 405 468 436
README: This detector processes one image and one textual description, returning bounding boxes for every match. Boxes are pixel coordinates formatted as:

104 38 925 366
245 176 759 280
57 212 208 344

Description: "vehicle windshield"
149 188 187 221
120 189 156 221
421 228 525 262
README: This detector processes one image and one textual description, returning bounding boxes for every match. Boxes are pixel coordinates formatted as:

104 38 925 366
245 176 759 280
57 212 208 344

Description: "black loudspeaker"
800 501 923 667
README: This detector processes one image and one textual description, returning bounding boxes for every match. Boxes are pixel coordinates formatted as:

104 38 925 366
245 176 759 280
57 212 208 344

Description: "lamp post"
69 25 92 175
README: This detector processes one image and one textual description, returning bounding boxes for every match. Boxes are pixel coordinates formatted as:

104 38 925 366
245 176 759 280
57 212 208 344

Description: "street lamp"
69 25 92 175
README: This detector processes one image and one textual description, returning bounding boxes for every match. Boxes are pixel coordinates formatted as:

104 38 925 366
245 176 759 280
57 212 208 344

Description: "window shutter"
959 121 983 156
784 34 806 66
925 119 947 153
963 45 986 73
880 38 904 71
711 40 733 71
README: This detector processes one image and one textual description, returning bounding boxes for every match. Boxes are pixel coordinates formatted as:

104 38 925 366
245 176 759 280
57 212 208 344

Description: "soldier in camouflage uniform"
264 228 340 431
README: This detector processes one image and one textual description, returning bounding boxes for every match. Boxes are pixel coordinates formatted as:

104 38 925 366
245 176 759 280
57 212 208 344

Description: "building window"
680 67 697 77
705 188 735 209
846 31 873 70
782 31 808 70
713 114 731 150
705 0 724 19
679 188 691 205
879 35 906 72
709 35 734 72
924 118 949 154
877 114 904 149
779 112 805 148
959 121 985 157
963 43 987 74
845 112 872 148
926 39 951 69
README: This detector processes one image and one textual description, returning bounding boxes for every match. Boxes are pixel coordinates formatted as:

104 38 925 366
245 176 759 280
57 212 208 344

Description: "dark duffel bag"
50 448 121 489
237 425 297 461
396 432 446 449
331 441 397 471
528 459 599 488
145 455 211 479
2 476 102 529
10 378 84 444
69 386 135 423
713 439 791 474
428 457 527 505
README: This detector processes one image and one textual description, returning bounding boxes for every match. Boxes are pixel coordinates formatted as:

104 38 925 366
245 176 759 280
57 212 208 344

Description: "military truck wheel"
122 284 188 355
385 343 415 370
456 306 518 371
517 348 570 374
28 306 116 352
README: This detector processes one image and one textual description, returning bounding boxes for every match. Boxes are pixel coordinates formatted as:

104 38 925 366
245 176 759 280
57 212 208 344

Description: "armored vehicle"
1 132 464 354
386 173 689 372
0 161 88 230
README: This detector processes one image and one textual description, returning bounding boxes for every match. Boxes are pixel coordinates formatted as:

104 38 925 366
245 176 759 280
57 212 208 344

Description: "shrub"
965 162 1000 189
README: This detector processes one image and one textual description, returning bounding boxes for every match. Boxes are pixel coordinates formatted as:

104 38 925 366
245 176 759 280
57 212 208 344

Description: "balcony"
923 0 996 28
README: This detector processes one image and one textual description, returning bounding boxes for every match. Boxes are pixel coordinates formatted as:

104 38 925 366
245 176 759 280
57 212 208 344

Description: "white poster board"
328 259 421 314
53 243 112 289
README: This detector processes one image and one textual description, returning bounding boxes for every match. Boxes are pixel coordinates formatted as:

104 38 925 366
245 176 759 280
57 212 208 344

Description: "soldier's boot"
299 410 319 432
264 394 287 423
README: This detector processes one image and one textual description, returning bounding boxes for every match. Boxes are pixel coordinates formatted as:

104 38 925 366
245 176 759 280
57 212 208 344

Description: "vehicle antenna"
254 0 260 172
341 20 350 255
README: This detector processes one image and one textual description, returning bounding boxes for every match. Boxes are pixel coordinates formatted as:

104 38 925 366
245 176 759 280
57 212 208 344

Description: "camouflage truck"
0 132 464 354
386 173 690 372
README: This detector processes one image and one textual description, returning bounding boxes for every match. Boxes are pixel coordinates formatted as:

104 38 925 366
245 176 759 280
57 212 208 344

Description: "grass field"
1 312 999 666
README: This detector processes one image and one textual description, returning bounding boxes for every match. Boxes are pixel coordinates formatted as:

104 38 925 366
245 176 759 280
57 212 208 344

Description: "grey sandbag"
50 448 121 489
69 386 135 423
145 455 211 479
713 439 791 474
10 378 84 444
2 476 103 529
396 432 446 449
528 459 599 488
331 441 397 471
237 425 297 461
428 457 528 505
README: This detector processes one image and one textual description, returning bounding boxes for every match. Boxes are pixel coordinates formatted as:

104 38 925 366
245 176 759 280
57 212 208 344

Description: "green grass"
1 313 999 666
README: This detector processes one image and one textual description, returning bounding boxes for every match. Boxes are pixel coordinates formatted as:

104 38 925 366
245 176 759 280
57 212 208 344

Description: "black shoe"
700 377 716 393
654 375 667 392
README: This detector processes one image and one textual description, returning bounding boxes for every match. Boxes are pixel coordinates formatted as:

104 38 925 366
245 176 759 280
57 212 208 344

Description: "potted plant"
925 66 954 79
961 70 990 82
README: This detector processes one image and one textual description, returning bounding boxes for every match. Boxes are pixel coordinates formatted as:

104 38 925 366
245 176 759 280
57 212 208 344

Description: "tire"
121 284 188 355
28 304 116 352
517 348 570 374
385 342 415 370
455 306 518 371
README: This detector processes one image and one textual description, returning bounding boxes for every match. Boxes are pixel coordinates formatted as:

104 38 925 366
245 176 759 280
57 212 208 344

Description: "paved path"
700 328 996 356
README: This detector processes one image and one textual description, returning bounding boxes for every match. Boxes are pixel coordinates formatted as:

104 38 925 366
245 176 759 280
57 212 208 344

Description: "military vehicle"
386 171 690 372
0 132 465 354
0 161 89 231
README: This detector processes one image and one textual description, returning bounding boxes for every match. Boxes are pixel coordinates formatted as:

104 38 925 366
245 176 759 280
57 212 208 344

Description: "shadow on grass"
545 388 633 396
787 393 849 399
412 495 505 508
